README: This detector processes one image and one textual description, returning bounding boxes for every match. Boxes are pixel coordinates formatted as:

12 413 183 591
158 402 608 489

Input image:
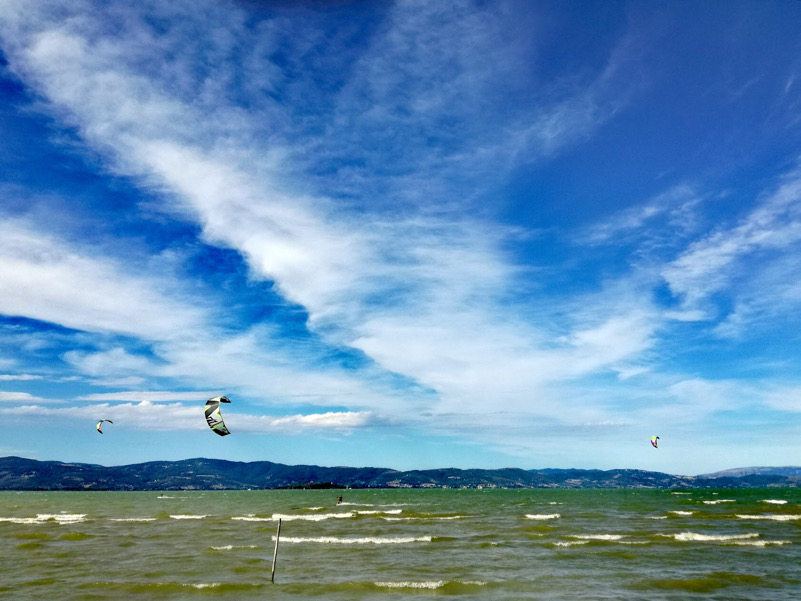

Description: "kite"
96 419 113 434
204 396 231 436
650 436 659 448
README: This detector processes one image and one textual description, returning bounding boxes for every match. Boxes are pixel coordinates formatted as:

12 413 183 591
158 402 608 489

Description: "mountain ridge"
2 456 800 490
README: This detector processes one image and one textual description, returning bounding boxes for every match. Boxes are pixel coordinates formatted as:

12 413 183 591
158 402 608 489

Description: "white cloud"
1 400 201 430
0 374 43 381
0 401 378 435
140 141 365 314
0 391 53 403
0 0 695 447
763 386 801 412
582 184 702 245
77 391 220 402
63 347 160 376
612 365 650 380
662 166 801 318
233 411 378 433
0 218 206 340
0 391 42 403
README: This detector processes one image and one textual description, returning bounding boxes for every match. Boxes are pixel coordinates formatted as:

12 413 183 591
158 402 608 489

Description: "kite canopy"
650 435 659 448
96 419 113 434
205 396 231 436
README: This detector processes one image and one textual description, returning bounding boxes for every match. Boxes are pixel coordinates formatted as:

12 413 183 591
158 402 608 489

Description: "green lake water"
1 488 800 600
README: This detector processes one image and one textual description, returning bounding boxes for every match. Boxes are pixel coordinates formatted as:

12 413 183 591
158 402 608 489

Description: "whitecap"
570 534 625 541
702 499 735 505
669 532 759 542
375 580 487 589
376 581 445 589
382 515 464 521
110 517 157 522
170 514 207 520
732 540 791 547
0 513 86 524
525 513 560 520
735 514 801 521
553 540 589 547
152 583 223 589
0 517 36 524
762 499 788 505
668 510 694 516
270 512 354 521
277 535 431 544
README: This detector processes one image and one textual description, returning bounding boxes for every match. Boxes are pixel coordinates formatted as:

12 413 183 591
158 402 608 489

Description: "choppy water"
1 488 800 600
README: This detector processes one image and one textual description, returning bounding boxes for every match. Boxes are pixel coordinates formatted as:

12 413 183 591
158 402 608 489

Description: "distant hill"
1 456 799 490
697 466 801 478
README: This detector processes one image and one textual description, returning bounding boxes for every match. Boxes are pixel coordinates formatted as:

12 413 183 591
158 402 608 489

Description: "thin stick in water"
271 518 282 583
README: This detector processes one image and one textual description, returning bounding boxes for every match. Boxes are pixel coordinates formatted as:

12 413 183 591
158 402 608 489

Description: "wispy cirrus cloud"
77 391 220 402
661 164 801 321
0 1 671 442
6 0 801 474
0 401 200 430
0 400 379 434
0 218 206 340
581 184 703 246
1 1 617 412
763 386 801 412
0 391 54 403
0 374 43 381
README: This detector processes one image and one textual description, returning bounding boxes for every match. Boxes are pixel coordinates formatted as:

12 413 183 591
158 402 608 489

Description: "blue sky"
1 0 801 475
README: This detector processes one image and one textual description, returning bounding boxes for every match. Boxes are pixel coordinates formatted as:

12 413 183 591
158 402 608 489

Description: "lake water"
1 487 800 600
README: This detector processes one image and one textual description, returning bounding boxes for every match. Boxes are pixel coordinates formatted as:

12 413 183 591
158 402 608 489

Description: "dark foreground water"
1 488 800 600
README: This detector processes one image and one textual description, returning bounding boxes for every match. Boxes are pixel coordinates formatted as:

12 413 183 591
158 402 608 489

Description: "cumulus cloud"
1 400 200 430
233 411 379 433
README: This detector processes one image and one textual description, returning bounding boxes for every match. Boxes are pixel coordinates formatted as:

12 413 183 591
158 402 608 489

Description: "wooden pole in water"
271 518 282 583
